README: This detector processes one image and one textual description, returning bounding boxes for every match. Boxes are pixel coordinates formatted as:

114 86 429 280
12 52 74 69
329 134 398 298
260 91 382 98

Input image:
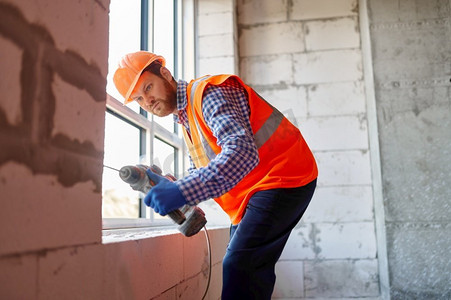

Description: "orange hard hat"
113 51 165 104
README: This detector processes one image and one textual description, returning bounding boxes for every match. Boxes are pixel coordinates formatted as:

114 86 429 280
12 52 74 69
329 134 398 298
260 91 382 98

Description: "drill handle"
168 209 186 225
119 164 187 226
148 165 187 225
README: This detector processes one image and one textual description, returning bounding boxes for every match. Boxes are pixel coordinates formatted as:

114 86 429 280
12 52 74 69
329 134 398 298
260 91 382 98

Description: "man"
113 51 318 299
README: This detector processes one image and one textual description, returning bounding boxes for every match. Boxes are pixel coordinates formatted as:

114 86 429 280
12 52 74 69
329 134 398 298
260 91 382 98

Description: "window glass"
149 137 176 221
102 112 142 218
153 137 176 176
107 0 141 112
153 0 175 72
152 0 176 133
154 115 176 132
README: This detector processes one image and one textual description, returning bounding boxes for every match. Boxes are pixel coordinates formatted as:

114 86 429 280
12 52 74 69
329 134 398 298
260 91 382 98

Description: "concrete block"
258 85 308 122
315 222 377 259
103 235 184 300
237 0 287 25
281 221 377 260
304 259 379 297
176 272 206 300
291 0 358 20
240 54 293 86
376 85 449 126
239 22 305 57
273 261 304 298
304 185 374 223
280 223 316 260
371 20 450 63
305 17 360 51
52 74 106 152
198 56 237 77
313 150 372 186
151 287 176 300
0 162 101 256
199 34 234 58
300 115 369 151
372 19 450 78
371 21 450 82
306 298 380 300
293 49 363 85
377 102 451 222
38 245 104 300
15 0 109 75
0 36 22 126
308 81 366 117
368 0 450 23
211 262 224 300
386 223 451 298
183 230 209 279
0 255 37 299
198 0 233 14
177 258 223 300
198 12 233 36
373 56 446 85
204 227 229 265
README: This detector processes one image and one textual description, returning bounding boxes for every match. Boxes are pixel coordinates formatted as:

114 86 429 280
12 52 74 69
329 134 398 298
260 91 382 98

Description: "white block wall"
237 0 381 298
197 0 238 76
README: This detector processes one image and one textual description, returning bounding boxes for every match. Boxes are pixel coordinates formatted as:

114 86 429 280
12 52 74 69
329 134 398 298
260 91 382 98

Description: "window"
102 0 194 229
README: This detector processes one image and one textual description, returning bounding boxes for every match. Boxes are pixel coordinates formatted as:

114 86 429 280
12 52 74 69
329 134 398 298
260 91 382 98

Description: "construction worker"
113 51 318 300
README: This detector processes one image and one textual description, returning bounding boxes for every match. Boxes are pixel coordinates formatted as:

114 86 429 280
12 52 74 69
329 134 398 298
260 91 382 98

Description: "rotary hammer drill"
118 164 207 237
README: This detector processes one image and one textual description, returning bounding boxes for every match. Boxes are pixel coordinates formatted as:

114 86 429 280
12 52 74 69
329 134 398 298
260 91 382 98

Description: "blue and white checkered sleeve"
187 155 196 174
175 80 259 205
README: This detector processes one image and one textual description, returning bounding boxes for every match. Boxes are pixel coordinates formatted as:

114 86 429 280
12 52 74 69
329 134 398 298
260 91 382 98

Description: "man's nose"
143 96 155 105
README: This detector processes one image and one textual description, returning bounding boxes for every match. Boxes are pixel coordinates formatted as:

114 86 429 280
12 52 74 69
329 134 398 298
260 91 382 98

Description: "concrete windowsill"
102 224 229 244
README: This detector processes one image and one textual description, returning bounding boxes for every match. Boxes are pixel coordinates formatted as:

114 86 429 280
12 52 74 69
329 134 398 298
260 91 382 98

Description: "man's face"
130 70 177 117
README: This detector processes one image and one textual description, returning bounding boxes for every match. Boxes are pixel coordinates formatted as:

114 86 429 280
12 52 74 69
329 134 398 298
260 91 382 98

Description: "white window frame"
102 0 194 230
103 94 187 230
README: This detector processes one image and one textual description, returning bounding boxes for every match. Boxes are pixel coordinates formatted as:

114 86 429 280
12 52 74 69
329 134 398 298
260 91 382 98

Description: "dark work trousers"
221 179 316 300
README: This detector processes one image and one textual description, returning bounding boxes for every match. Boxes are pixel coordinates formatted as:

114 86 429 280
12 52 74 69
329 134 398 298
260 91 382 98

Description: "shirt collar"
174 79 188 124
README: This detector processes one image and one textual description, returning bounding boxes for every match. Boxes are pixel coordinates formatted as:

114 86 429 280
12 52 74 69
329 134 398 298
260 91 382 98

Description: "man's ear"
160 67 173 82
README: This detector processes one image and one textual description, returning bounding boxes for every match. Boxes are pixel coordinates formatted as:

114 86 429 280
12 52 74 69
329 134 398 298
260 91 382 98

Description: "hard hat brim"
123 55 165 105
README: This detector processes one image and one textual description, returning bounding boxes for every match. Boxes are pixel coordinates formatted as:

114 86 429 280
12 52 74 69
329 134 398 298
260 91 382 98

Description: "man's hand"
144 169 187 216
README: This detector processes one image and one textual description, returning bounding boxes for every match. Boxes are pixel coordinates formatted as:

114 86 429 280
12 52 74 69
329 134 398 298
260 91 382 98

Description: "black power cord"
201 226 212 300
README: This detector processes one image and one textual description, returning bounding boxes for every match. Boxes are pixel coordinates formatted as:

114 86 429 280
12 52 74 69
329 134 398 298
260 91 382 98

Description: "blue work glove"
144 169 187 216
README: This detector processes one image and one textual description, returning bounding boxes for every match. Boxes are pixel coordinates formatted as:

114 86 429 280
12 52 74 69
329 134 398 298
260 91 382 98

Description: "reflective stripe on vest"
252 91 285 148
188 76 283 161
189 76 216 161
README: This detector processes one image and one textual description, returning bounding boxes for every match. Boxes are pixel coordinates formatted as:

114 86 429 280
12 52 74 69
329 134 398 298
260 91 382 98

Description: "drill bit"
103 165 121 172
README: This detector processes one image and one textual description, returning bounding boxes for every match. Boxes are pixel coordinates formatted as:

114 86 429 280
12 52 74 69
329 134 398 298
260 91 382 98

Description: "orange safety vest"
183 75 318 225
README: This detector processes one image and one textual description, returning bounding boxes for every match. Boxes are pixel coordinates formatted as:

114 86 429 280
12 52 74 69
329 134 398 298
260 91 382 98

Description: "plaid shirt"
174 78 260 206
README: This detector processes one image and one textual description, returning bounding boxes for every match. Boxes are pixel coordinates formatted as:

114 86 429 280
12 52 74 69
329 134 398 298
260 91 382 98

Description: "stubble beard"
154 79 177 117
